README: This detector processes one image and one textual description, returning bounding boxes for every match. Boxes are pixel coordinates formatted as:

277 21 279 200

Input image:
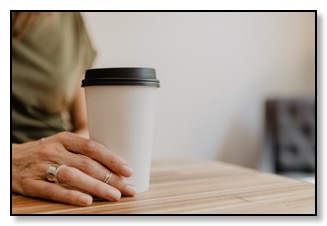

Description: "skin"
12 87 136 206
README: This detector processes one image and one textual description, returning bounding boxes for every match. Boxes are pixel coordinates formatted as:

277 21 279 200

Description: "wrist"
74 128 89 139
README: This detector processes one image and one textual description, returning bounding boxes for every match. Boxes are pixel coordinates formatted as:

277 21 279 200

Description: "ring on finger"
47 164 66 183
104 171 113 184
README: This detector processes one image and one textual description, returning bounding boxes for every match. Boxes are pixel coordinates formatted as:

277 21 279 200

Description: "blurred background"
82 12 315 183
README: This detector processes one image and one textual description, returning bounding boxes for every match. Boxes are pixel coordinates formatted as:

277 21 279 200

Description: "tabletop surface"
12 159 315 215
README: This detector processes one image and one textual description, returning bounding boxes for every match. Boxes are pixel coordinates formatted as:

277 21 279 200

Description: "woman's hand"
12 132 136 206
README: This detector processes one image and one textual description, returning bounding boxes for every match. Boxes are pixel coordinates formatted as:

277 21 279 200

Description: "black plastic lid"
81 68 160 87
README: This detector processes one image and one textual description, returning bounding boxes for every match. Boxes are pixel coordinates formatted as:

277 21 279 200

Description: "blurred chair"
261 97 316 183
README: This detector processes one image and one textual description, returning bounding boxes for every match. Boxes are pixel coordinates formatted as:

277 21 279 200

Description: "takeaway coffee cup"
81 68 160 193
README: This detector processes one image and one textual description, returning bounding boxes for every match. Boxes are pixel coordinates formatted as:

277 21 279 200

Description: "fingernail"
124 185 136 196
122 165 133 176
109 189 121 201
78 195 92 206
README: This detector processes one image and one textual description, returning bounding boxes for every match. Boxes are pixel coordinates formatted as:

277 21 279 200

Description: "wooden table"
12 159 315 215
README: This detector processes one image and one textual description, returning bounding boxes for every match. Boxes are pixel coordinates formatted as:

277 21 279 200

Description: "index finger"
56 132 133 177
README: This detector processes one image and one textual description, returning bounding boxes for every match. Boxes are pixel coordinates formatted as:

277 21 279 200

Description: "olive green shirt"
12 12 96 143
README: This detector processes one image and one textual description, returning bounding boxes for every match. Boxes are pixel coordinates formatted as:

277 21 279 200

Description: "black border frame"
10 10 317 216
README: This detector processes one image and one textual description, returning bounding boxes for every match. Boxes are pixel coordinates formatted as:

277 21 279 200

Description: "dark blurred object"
261 97 315 182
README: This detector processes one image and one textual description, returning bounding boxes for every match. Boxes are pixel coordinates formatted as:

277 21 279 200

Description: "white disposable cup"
82 68 159 193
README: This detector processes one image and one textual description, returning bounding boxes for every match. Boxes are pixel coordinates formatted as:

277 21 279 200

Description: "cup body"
82 68 159 193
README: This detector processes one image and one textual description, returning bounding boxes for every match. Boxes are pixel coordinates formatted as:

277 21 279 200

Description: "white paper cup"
82 68 159 193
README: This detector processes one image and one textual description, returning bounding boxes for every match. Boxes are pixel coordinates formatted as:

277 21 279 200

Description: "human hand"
12 132 136 206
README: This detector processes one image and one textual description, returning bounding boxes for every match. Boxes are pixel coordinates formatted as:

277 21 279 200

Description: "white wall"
82 12 315 168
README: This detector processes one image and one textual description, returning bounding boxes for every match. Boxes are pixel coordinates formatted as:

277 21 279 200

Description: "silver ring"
104 171 113 184
47 165 66 183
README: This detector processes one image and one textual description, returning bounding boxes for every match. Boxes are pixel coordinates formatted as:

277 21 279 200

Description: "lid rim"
82 67 160 87
82 80 160 87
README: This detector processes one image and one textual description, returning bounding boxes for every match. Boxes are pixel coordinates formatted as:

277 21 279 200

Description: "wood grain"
12 159 315 214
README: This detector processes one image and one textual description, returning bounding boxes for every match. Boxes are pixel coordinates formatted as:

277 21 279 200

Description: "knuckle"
91 182 103 194
109 157 118 166
56 131 70 141
110 175 122 187
83 140 98 155
58 167 74 184
79 158 94 174
37 145 52 159
60 131 70 137
42 186 56 199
